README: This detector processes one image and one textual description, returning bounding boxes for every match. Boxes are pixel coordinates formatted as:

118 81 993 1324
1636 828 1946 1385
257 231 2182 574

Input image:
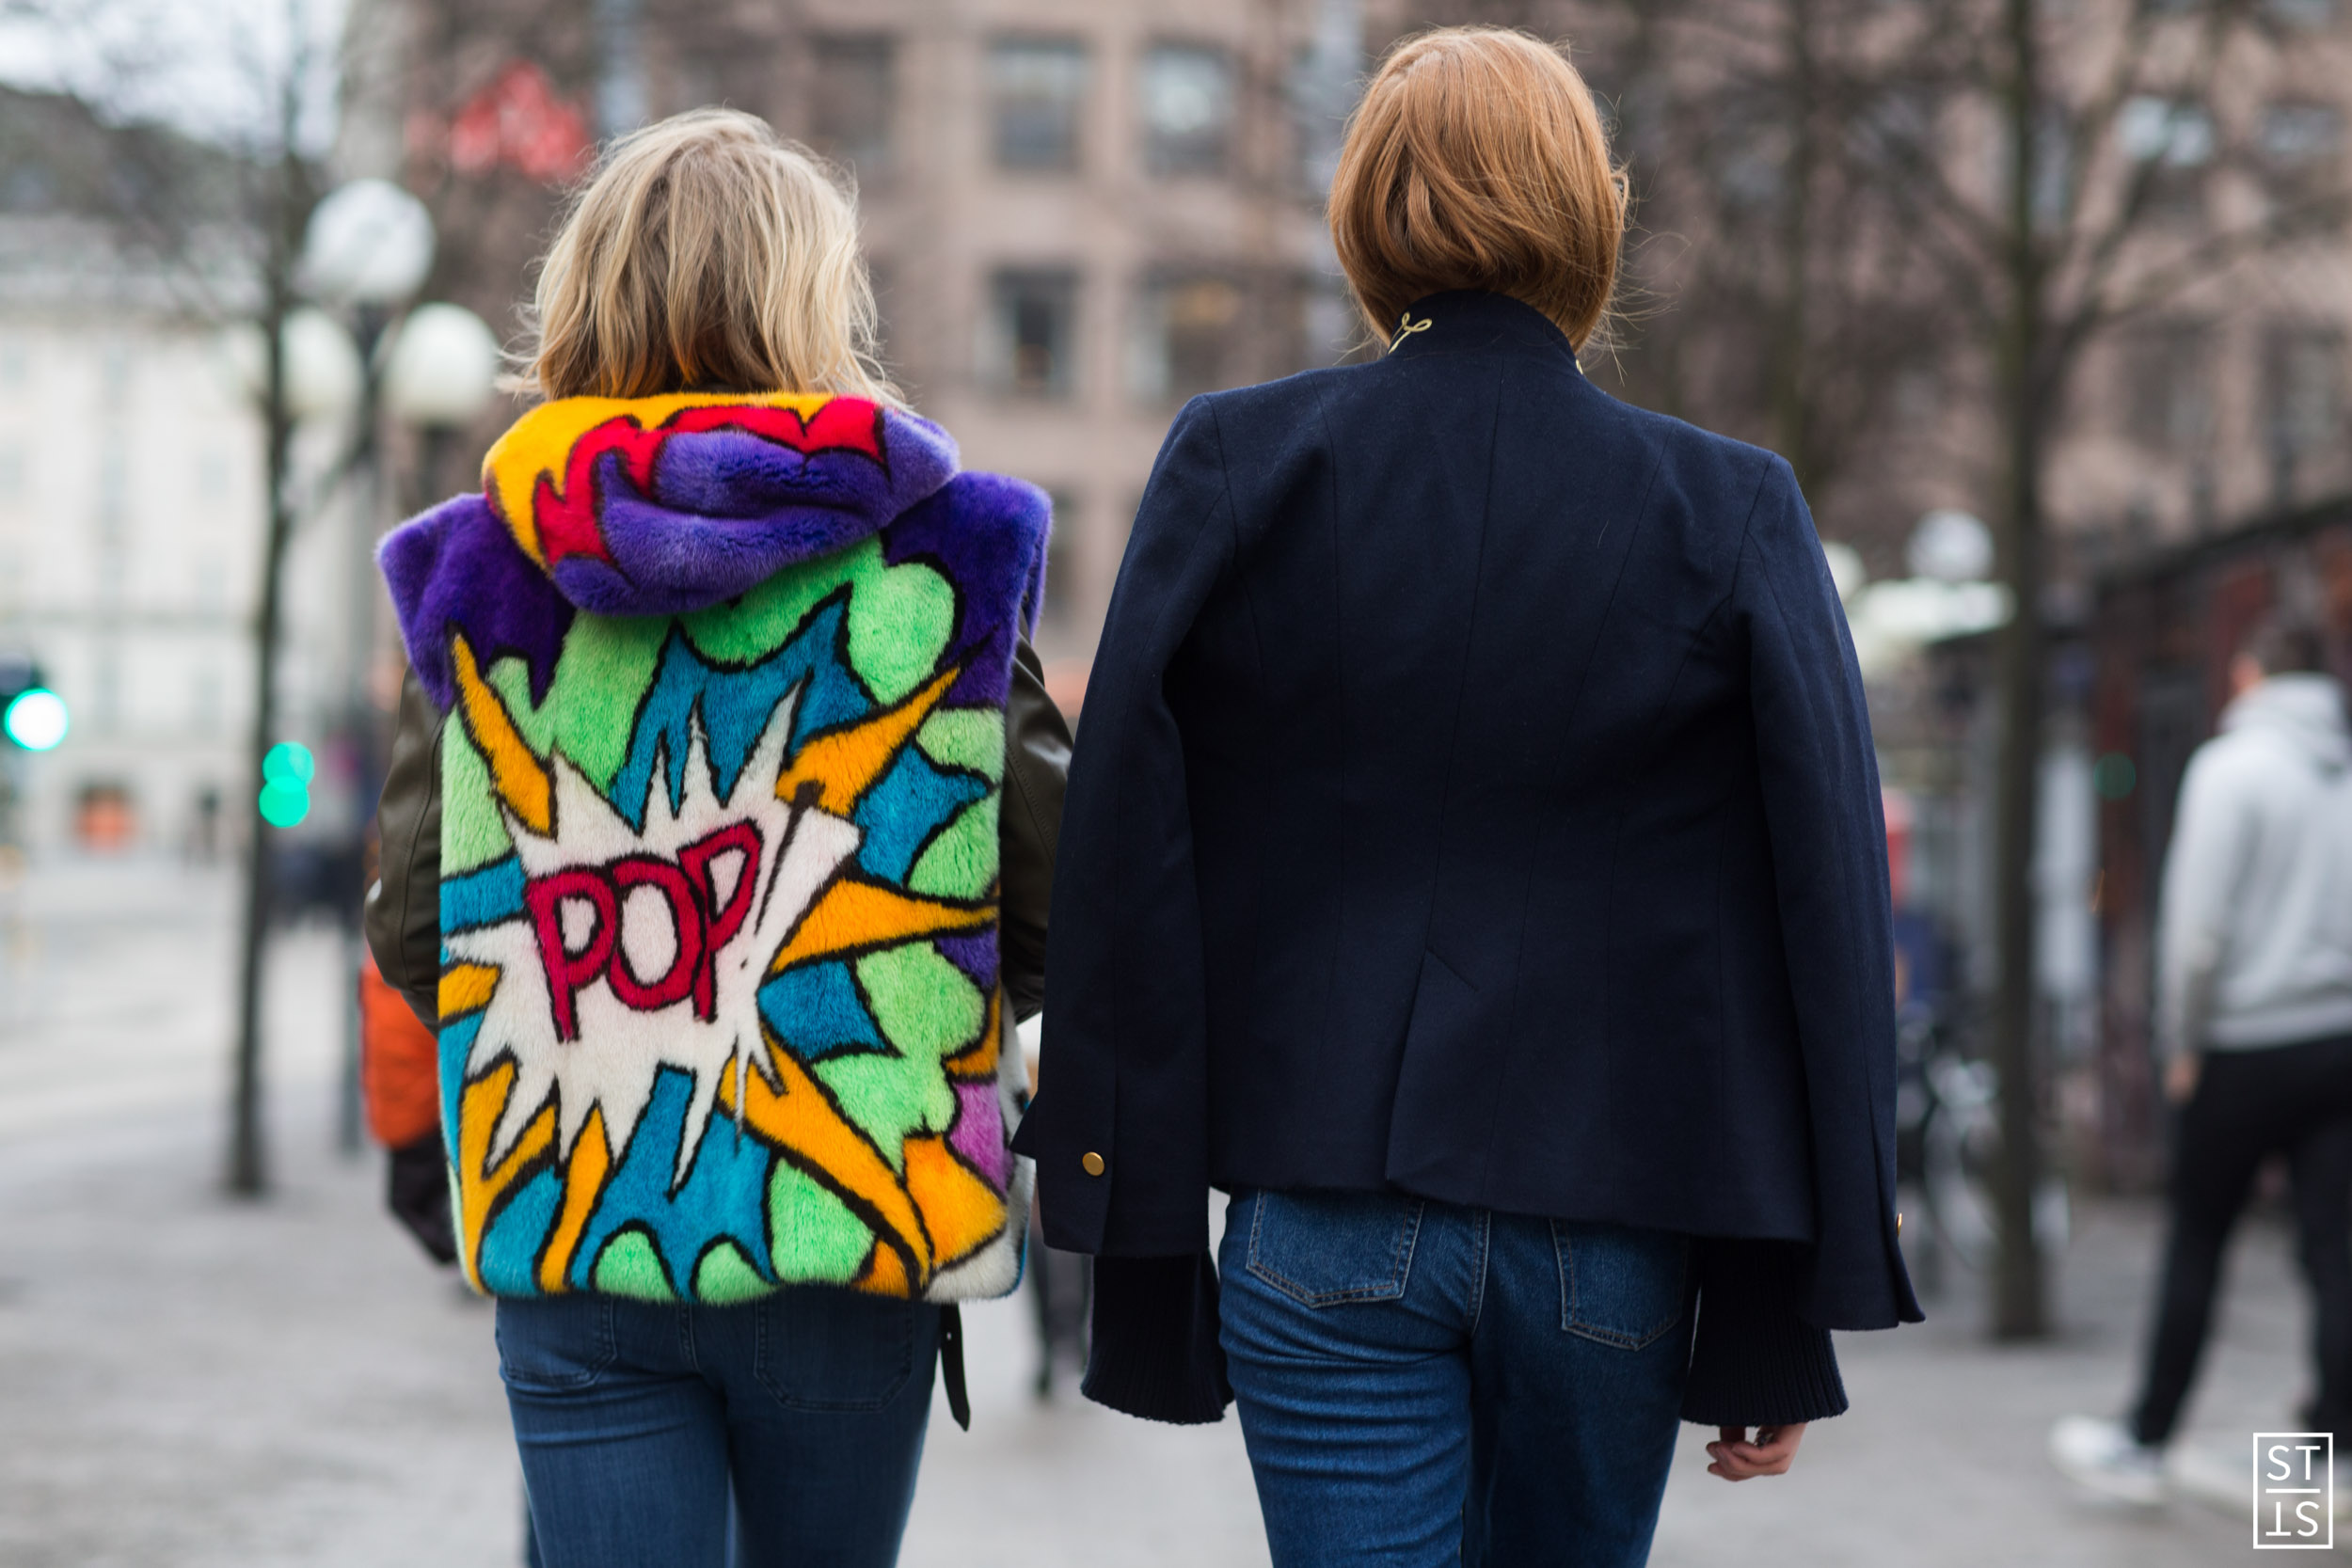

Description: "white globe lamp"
301 179 436 309
384 304 502 428
1907 509 1995 584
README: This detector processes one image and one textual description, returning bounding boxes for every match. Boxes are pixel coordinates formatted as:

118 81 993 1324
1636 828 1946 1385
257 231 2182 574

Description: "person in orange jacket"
358 840 456 1266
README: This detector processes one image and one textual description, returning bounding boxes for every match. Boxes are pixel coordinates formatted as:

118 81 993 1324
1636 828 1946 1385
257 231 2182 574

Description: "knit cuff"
1680 1240 1850 1428
1081 1252 1233 1425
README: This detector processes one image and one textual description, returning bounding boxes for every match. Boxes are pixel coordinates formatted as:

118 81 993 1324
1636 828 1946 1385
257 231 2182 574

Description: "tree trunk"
1989 0 2049 1339
1769 0 1820 492
226 136 305 1198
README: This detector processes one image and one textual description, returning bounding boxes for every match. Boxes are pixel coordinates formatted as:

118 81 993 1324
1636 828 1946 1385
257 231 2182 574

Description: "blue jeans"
1218 1189 1692 1568
496 1290 939 1568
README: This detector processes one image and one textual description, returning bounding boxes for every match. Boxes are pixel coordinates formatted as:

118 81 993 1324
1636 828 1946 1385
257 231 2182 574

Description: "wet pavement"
0 859 2320 1564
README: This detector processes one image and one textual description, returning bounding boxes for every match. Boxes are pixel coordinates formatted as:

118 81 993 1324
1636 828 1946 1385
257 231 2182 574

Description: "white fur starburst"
448 692 860 1189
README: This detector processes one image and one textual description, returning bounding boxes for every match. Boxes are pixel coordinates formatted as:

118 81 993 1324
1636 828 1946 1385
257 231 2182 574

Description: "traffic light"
259 741 315 827
0 655 67 752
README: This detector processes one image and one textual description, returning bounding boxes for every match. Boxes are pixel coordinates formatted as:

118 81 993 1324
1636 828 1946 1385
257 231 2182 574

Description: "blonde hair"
515 108 898 404
1328 27 1627 352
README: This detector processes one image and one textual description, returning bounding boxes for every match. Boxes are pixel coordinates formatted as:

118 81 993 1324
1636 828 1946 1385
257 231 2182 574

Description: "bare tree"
1853 0 2352 1337
0 0 345 1195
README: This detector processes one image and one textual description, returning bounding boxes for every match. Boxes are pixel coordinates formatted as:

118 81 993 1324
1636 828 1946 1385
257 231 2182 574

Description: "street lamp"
226 179 498 1183
385 302 501 505
224 178 438 1179
300 179 437 312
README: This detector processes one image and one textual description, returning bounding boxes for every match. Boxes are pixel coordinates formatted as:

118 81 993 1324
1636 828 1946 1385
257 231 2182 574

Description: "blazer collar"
1382 290 1581 373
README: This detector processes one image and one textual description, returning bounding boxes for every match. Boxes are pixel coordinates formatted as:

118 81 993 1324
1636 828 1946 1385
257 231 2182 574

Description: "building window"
2265 325 2344 472
989 39 1089 172
2261 101 2344 199
2117 96 2214 219
1130 273 1245 404
2263 101 2344 162
811 35 897 173
1041 490 1079 629
1140 44 1235 176
194 555 228 611
984 269 1079 398
190 664 222 736
2121 324 2213 449
2265 0 2338 28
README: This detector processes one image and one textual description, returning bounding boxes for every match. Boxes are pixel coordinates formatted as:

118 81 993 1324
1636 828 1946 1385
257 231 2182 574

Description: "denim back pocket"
1551 1222 1689 1349
754 1286 921 1412
1245 1190 1425 1308
495 1295 619 1392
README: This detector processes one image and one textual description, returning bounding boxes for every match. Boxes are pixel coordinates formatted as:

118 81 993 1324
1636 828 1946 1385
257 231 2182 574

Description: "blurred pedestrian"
1016 1016 1091 1399
2055 612 2352 1503
358 944 458 1264
1016 26 1918 1568
364 108 1068 1568
358 821 456 1265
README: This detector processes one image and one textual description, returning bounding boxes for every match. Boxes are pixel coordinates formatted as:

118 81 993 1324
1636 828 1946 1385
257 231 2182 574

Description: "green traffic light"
258 741 315 827
258 780 310 827
262 741 316 784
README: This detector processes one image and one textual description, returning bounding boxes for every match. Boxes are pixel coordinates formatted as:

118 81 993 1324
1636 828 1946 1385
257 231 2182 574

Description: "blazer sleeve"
1010 398 1235 1257
364 669 444 1030
1680 1240 1849 1427
1734 459 1922 1331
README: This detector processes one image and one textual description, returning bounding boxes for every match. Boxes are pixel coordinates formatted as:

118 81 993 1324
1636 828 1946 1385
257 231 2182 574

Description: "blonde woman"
366 110 1069 1567
1019 29 1918 1566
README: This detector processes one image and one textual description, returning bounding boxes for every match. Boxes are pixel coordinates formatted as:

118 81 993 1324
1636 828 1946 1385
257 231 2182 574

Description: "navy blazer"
1016 291 1920 1334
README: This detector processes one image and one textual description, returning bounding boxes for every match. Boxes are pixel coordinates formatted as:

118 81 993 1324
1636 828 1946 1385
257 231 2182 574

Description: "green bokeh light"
262 741 316 785
2092 752 2137 800
258 778 310 828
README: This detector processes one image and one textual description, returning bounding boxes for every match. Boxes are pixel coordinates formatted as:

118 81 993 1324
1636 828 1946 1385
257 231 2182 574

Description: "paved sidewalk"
0 860 2328 1563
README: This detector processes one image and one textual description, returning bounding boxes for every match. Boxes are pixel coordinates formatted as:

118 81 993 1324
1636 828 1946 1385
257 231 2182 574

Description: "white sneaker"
2050 1416 2166 1506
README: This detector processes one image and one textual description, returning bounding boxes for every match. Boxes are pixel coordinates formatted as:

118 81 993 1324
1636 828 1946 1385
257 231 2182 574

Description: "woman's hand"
1707 1422 1806 1481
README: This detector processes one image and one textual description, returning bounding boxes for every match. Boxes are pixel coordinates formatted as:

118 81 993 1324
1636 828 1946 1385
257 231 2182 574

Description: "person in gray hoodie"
2055 611 2352 1502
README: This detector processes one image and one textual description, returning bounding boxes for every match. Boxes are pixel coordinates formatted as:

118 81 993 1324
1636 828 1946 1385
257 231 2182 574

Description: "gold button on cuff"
1897 1212 1905 1235
1080 1151 1105 1177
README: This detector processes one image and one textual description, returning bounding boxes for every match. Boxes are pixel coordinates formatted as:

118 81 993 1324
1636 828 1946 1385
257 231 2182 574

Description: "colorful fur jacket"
378 393 1050 1307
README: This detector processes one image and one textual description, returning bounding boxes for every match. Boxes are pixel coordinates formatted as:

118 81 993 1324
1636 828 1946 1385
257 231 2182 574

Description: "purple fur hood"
378 392 1047 711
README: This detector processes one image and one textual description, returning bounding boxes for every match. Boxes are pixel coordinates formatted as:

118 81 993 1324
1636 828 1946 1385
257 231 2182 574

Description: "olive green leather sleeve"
360 641 1069 1032
1000 636 1071 1023
364 670 443 1030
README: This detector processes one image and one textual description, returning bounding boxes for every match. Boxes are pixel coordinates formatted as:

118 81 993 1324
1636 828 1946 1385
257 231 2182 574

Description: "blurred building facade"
1366 0 2352 582
0 89 354 860
351 0 1366 705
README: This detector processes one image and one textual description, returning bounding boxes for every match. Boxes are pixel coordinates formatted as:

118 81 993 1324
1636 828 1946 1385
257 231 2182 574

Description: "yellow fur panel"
483 392 842 562
451 636 553 835
766 878 993 976
774 665 961 817
456 1061 557 1293
439 962 501 1022
902 1133 1007 1272
538 1107 612 1294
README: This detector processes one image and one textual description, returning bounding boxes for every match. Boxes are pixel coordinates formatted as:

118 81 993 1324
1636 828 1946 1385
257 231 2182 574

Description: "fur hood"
379 394 1000 714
